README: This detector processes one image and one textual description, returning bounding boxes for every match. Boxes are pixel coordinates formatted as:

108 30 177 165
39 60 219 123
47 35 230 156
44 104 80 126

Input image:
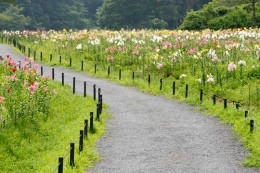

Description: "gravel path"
1 44 259 173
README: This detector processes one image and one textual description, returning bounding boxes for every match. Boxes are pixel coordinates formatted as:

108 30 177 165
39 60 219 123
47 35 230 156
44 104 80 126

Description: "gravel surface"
1 44 259 173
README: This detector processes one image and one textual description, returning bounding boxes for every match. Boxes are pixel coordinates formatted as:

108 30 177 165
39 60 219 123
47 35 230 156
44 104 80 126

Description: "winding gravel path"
1 44 259 173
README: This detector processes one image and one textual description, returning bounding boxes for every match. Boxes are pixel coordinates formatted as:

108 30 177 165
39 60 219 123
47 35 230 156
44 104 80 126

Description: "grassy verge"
0 81 111 173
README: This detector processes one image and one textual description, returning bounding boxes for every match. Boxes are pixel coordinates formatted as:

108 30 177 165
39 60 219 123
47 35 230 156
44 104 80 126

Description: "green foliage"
0 5 30 30
150 18 168 29
0 0 16 4
97 0 211 30
180 0 260 30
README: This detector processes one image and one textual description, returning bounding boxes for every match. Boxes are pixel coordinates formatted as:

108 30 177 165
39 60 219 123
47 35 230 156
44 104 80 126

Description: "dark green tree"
0 5 30 30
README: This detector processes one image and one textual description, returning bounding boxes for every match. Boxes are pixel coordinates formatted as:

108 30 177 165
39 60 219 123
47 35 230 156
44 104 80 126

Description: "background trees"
180 0 260 30
0 0 258 30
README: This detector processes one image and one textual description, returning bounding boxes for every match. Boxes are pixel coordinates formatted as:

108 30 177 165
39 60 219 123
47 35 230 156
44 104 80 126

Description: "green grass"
0 82 111 173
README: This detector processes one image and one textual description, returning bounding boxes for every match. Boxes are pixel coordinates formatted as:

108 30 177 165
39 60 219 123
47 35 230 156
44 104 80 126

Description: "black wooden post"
100 95 103 114
250 120 254 133
40 52 42 61
200 90 203 103
94 64 97 73
245 110 249 118
33 51 36 60
93 84 96 100
148 75 151 85
172 81 176 95
73 77 76 94
70 143 75 167
96 103 100 121
70 58 72 67
213 95 216 105
160 79 162 90
41 66 43 76
132 72 135 80
52 68 54 80
235 103 240 109
90 112 94 133
84 119 88 138
185 84 188 98
224 99 227 109
81 61 84 71
79 130 84 152
59 55 62 63
28 48 30 57
84 81 87 97
108 66 110 76
62 73 64 86
58 157 63 173
98 88 101 101
119 69 122 80
50 54 53 62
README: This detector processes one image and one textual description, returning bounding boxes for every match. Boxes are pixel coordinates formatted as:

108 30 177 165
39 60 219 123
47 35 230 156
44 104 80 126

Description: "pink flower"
11 74 17 81
157 63 164 69
132 49 139 55
23 80 28 86
24 57 27 62
109 47 115 52
107 55 114 61
187 48 196 55
29 58 34 63
43 86 48 92
8 60 16 66
28 85 36 94
34 82 39 90
23 65 27 71
0 96 5 103
33 63 39 70
228 62 237 71
53 90 58 95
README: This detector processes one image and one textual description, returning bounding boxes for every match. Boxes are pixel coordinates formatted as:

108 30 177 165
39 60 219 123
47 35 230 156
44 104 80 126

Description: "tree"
180 0 260 30
0 0 16 4
0 5 30 30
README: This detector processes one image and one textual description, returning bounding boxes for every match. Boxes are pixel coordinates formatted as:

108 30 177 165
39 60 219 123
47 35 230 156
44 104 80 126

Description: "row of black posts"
40 67 103 173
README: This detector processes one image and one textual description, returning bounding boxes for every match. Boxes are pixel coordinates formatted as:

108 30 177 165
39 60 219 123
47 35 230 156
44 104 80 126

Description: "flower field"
5 29 260 109
0 54 56 125
1 28 260 167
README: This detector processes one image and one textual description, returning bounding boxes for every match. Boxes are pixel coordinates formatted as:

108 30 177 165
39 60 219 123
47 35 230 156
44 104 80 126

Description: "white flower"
196 78 202 83
225 51 230 56
211 55 220 62
206 74 214 83
238 60 246 66
76 44 82 50
180 74 186 78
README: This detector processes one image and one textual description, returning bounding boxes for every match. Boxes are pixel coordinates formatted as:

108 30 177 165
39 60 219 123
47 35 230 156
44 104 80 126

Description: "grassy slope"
0 82 111 173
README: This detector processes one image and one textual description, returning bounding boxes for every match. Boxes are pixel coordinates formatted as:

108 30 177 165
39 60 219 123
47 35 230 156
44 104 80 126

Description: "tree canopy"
180 0 260 30
0 0 258 30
